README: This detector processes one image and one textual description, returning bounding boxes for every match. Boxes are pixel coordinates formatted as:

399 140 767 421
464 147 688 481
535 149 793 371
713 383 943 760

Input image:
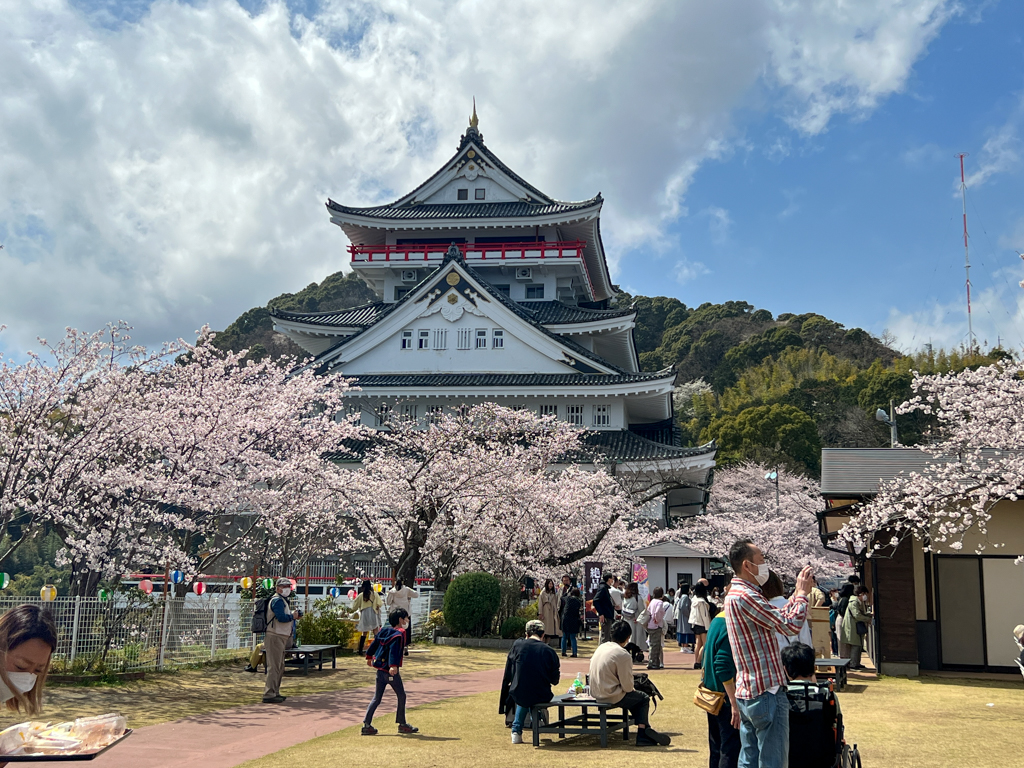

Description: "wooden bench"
529 693 629 748
815 657 851 691
259 644 340 675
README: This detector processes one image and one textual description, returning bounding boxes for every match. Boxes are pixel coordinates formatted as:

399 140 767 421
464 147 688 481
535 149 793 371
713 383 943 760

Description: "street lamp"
875 399 898 448
764 469 779 515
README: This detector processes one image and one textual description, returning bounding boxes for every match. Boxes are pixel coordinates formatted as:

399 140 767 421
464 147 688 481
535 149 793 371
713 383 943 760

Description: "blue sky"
2 0 1022 357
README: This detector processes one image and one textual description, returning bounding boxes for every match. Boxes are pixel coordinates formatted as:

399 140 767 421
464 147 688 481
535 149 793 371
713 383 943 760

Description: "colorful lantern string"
193 582 206 596
240 577 252 590
139 579 154 595
329 587 341 598
261 577 275 590
171 570 185 584
289 578 297 591
347 589 357 600
373 582 383 593
40 584 57 602
98 588 111 601
0 573 9 590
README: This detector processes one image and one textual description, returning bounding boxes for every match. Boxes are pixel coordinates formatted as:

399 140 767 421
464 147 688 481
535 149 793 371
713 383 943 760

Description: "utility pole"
957 153 977 351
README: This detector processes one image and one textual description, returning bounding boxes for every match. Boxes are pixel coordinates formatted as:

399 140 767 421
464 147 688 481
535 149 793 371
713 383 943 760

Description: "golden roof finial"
469 97 479 130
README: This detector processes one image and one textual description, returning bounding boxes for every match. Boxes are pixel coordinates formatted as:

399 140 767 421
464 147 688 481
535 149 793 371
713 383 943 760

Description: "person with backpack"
782 642 844 768
362 608 419 735
385 579 418 657
261 577 302 704
351 579 383 655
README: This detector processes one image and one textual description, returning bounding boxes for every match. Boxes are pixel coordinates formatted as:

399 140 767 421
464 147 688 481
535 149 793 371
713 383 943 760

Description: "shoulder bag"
693 670 725 716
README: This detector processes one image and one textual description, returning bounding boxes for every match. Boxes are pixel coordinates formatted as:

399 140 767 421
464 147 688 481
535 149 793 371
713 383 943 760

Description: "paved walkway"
34 645 701 767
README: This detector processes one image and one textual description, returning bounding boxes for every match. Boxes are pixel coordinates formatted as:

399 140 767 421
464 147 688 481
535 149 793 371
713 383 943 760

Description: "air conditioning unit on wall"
401 270 418 282
515 267 532 280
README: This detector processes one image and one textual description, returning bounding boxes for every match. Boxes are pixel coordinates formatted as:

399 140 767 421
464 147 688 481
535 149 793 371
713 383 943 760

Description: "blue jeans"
560 633 578 655
511 704 530 735
736 689 789 768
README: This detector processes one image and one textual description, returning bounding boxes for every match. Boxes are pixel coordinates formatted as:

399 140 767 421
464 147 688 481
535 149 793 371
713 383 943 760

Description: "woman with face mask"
0 605 58 715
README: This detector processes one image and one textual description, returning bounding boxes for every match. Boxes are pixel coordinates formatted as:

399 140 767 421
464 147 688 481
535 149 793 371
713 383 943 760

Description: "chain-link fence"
3 591 442 674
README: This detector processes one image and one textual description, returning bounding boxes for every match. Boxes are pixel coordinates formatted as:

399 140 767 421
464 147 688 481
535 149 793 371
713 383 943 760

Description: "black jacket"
560 596 583 635
498 638 560 713
593 583 615 620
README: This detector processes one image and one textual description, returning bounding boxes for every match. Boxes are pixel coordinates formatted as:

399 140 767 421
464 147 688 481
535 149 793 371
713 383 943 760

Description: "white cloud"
674 257 710 286
963 117 1022 189
0 0 955 350
703 206 733 245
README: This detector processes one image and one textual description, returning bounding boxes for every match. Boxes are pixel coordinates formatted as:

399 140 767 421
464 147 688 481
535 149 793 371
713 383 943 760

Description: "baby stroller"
787 679 862 768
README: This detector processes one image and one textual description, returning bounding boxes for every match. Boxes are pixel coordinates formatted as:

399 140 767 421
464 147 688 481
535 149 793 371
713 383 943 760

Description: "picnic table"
259 644 340 675
815 657 851 691
529 693 629 748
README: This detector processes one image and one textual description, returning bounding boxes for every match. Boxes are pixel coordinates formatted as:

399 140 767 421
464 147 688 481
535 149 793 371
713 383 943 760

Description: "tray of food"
0 714 132 761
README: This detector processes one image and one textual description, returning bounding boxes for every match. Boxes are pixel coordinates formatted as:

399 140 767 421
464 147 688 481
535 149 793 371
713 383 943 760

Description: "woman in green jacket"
838 586 871 670
701 613 740 768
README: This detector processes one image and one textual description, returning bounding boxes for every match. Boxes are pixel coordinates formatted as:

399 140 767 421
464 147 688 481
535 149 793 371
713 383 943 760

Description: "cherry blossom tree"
335 404 645 587
839 361 1024 565
667 461 846 579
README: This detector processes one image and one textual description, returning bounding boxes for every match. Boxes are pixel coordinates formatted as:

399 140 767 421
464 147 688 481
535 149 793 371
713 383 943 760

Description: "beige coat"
538 590 562 637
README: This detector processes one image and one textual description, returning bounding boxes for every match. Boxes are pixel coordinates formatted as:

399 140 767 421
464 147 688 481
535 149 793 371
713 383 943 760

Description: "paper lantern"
329 587 341 598
347 589 357 600
40 584 57 602
373 582 383 593
0 573 9 590
139 579 154 595
240 577 252 590
171 570 185 584
289 578 297 591
97 588 111 601
193 581 206 595
261 577 275 590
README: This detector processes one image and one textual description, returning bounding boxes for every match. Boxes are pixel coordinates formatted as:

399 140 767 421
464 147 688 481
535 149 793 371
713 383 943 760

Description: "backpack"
708 600 720 620
633 673 664 713
786 681 842 768
251 596 273 634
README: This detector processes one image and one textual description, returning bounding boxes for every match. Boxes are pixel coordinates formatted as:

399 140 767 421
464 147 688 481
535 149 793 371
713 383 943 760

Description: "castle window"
494 284 510 297
566 405 584 426
457 328 472 349
593 405 610 427
475 329 487 349
492 329 504 349
401 330 413 350
428 405 444 425
475 188 486 200
457 188 468 200
401 404 418 422
418 330 430 349
525 284 545 299
539 404 557 418
394 287 411 301
433 329 447 350
374 403 391 427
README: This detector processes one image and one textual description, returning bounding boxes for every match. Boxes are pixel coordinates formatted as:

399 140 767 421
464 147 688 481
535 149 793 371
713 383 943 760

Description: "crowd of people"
498 539 877 767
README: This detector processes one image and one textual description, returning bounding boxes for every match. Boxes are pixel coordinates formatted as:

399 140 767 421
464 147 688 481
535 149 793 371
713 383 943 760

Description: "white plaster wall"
351 396 626 430
642 557 704 595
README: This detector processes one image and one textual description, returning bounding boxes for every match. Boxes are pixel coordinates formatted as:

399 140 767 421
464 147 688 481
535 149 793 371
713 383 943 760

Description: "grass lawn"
2 644 508 729
236 670 1024 768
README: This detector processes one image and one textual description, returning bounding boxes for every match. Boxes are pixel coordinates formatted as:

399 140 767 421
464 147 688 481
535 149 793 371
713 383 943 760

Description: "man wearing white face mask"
724 539 813 768
263 578 302 704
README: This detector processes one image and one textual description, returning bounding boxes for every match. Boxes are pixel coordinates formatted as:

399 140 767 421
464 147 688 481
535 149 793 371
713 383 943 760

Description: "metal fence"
2 591 442 675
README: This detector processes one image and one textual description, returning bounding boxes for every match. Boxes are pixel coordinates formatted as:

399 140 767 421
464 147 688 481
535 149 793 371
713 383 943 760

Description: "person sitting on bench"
589 620 671 747
782 642 844 768
500 620 561 745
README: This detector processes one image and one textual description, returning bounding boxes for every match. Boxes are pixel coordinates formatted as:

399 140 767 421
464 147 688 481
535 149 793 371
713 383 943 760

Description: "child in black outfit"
362 608 419 735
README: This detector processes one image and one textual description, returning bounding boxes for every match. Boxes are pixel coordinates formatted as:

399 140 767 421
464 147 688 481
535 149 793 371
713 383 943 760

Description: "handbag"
856 620 868 635
693 671 725 715
636 606 651 626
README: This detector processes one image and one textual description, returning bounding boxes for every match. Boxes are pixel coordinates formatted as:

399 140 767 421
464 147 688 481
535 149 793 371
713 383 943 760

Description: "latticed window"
539 404 557 418
566 405 584 426
593 405 610 426
401 403 418 422
475 329 487 349
401 330 413 350
433 329 447 350
375 403 391 427
492 329 504 349
418 330 430 349
427 405 444 425
457 328 472 349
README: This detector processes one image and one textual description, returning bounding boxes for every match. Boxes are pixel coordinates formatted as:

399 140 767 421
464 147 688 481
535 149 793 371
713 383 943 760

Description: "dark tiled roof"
343 372 673 388
272 302 390 327
326 430 716 464
583 431 717 462
523 301 635 325
325 199 600 221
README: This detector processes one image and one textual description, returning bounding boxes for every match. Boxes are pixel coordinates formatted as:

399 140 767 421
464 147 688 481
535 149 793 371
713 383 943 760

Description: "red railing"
348 239 587 263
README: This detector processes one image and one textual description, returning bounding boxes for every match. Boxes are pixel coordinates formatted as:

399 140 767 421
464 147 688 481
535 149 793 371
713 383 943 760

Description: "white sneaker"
511 732 523 744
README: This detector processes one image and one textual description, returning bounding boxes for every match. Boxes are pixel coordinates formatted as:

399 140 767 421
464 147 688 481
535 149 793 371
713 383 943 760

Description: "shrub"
423 610 447 636
516 602 539 621
297 598 356 647
499 616 527 639
443 572 501 637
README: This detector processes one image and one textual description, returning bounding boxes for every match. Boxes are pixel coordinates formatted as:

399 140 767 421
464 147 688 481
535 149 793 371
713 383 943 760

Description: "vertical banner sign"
632 562 650 604
584 561 604 600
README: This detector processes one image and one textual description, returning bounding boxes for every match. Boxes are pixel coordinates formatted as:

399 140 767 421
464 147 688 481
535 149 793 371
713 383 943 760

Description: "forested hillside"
216 273 1009 477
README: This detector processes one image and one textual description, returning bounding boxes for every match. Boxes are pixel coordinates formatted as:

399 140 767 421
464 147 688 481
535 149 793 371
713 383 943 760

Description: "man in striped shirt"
724 538 814 768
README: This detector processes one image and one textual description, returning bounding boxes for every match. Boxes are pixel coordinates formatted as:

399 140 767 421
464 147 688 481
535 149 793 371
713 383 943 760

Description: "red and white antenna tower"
957 153 977 350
